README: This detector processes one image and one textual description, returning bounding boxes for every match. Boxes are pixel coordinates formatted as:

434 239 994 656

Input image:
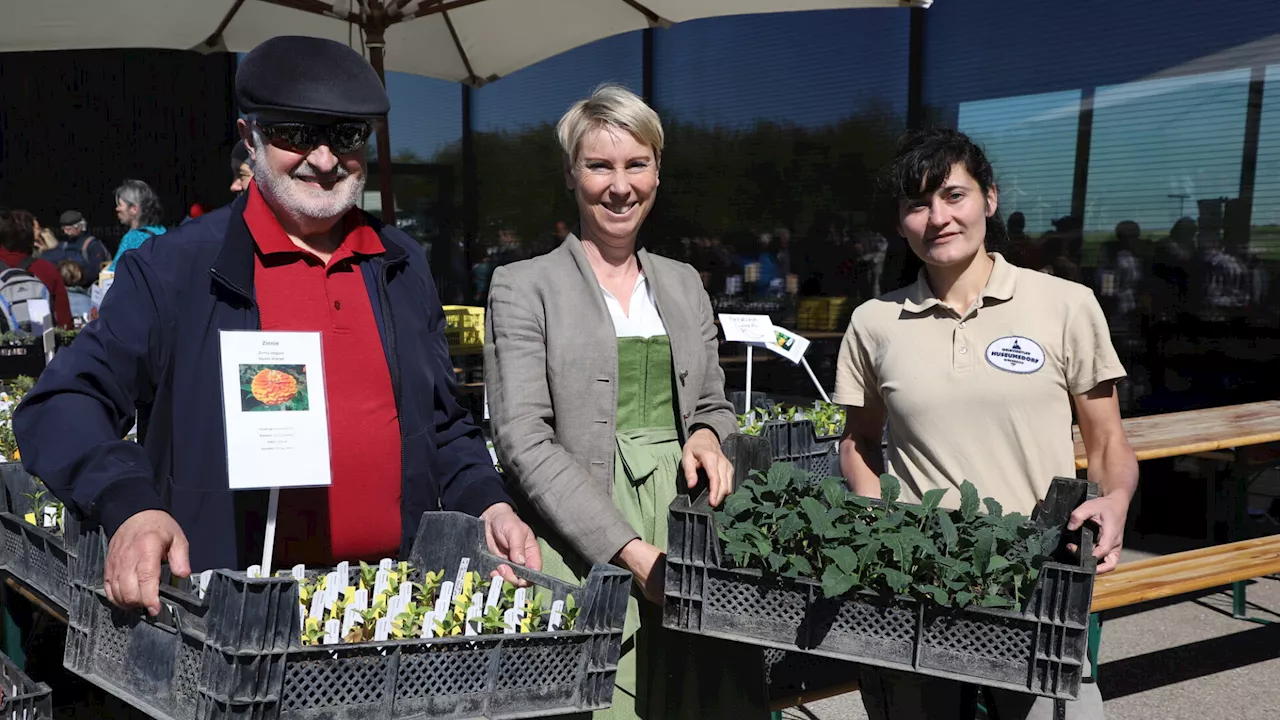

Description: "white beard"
251 135 366 223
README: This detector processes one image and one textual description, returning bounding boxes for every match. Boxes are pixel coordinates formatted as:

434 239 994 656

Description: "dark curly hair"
875 127 1008 254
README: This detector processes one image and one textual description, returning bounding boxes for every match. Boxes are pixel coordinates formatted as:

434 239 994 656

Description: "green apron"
537 336 767 720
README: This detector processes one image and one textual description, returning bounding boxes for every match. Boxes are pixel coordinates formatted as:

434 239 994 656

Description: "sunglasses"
256 121 373 155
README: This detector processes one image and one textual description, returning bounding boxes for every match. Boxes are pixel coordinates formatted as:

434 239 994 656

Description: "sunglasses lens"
329 123 372 154
262 124 319 153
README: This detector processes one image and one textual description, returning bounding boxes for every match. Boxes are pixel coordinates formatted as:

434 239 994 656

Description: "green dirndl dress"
536 336 768 719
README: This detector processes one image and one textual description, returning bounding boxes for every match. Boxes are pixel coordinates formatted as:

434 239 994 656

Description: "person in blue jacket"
13 36 540 617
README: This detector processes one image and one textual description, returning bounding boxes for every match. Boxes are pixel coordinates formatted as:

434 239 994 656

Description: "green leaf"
785 555 814 578
820 477 848 508
724 540 754 563
972 528 995 578
777 513 806 542
937 512 958 550
751 534 772 557
858 539 883 571
882 568 911 594
955 591 977 607
879 474 901 504
983 497 1003 518
959 481 980 521
920 488 948 515
822 546 860 574
722 491 757 518
1039 527 1062 557
820 565 859 599
920 584 951 606
980 594 1012 608
987 556 1012 574
800 497 837 538
766 553 787 572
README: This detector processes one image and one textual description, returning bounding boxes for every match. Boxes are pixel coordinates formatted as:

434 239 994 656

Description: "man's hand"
104 510 190 616
615 539 665 605
682 428 734 507
481 503 543 587
1067 493 1131 574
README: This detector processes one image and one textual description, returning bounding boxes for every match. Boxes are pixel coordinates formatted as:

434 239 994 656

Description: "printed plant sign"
239 364 309 412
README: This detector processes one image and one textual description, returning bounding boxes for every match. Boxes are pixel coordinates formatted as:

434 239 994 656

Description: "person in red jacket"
0 209 73 329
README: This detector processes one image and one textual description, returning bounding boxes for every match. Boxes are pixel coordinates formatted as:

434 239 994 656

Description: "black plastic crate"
0 463 78 609
0 343 45 381
64 510 631 720
759 419 839 478
663 436 1098 700
763 648 859 704
0 650 54 719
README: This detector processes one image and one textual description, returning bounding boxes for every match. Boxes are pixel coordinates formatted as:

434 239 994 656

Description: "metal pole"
367 36 397 225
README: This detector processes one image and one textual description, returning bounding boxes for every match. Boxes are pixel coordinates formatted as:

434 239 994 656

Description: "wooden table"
1073 400 1280 469
1073 399 1280 618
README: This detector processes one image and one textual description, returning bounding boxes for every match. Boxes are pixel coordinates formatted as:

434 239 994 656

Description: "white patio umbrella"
3 0 932 219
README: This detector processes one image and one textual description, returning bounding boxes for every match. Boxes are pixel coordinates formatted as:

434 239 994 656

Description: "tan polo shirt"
834 253 1125 516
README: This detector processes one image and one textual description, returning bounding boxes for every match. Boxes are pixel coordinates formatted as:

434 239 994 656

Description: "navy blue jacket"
14 194 510 572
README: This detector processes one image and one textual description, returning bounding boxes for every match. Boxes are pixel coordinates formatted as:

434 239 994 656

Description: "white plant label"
464 604 481 636
341 607 362 637
453 558 470 597
299 605 307 630
513 588 527 614
548 600 565 631
246 564 261 578
291 564 306 581
486 578 504 608
309 593 326 621
353 589 369 612
374 618 391 642
323 619 340 645
399 581 413 603
379 558 394 572
336 561 350 584
438 582 454 609
41 506 57 529
198 570 213 598
422 612 436 638
502 608 518 634
433 591 450 620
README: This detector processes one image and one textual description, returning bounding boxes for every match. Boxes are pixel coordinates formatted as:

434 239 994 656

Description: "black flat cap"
59 210 84 226
230 142 250 170
236 36 390 119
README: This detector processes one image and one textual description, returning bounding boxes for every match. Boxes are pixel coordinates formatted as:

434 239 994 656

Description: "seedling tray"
0 650 53 718
759 419 838 478
0 463 78 610
64 511 630 720
663 436 1098 700
0 342 45 381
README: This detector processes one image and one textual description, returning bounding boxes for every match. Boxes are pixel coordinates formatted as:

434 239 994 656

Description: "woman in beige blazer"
484 85 765 719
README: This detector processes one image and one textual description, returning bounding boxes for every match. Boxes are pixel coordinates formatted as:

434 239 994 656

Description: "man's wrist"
480 502 515 520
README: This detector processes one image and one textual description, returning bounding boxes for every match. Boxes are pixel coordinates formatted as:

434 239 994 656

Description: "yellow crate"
446 326 484 349
797 297 851 332
443 305 485 331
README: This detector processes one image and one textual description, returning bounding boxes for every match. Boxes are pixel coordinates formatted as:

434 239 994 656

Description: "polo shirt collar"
244 180 386 258
902 252 1018 314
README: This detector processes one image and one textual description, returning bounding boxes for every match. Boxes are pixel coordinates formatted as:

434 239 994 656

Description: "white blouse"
601 274 667 338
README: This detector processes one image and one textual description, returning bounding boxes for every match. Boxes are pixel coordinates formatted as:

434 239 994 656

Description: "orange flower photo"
239 364 309 412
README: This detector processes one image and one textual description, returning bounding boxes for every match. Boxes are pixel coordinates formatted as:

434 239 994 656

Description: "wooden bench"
1087 535 1280 677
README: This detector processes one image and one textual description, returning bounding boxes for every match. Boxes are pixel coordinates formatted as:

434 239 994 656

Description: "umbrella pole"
367 35 397 225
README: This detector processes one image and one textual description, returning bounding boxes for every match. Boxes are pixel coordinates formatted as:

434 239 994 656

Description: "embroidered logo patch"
985 336 1045 374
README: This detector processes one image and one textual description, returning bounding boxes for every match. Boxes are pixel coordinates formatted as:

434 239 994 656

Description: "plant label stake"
323 619 340 645
246 564 261 579
299 605 307 631
750 324 830 402
341 607 362 637
464 603 482 636
41 505 57 530
374 569 391 598
379 558 393 572
291 564 306 582
309 593 326 621
514 587 527 616
354 588 369 612
374 618 391 642
422 612 436 638
399 581 413 603
502 608 518 634
486 578 504 608
323 571 340 605
433 591 450 621
198 570 213 599
719 313 774 406
218 331 331 579
438 582 454 610
336 561 350 585
453 558 470 598
548 600 564 631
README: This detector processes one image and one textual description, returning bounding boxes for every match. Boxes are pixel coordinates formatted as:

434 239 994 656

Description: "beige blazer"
484 235 736 564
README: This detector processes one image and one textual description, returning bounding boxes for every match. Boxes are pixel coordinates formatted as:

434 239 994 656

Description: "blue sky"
378 1 1280 237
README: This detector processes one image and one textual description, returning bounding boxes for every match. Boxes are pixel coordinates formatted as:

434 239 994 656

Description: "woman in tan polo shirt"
834 128 1139 720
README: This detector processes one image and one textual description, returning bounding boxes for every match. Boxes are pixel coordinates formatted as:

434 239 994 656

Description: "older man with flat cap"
15 36 540 615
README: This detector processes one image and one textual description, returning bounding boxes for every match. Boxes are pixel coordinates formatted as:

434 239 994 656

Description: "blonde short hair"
556 84 664 169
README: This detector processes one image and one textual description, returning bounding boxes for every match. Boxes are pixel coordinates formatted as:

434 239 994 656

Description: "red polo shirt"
243 182 402 564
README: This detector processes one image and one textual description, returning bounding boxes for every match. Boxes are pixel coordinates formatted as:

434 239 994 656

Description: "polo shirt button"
334 300 342 310
958 322 966 329
959 347 968 354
